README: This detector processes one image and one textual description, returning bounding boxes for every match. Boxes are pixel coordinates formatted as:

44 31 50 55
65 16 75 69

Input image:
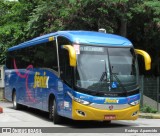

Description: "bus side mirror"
63 45 77 67
135 49 151 70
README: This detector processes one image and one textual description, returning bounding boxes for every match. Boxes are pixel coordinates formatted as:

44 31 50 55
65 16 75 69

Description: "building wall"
0 88 4 99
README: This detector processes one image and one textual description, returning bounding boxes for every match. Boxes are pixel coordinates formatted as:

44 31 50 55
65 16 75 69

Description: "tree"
0 0 160 76
128 0 160 75
0 0 39 64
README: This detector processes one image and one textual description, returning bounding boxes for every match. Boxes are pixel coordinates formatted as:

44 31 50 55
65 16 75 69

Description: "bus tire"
49 98 53 120
13 92 21 110
53 99 62 124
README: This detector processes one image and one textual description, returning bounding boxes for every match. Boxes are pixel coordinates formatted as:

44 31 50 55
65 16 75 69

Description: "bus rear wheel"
13 92 21 110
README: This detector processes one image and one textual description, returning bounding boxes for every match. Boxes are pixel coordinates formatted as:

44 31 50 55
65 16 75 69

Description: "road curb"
139 113 160 119
0 107 3 113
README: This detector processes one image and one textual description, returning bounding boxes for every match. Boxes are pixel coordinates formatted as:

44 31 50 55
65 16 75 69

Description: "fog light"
132 111 138 116
76 110 86 116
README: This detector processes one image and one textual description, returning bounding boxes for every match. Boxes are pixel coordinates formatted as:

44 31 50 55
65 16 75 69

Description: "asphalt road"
0 101 160 136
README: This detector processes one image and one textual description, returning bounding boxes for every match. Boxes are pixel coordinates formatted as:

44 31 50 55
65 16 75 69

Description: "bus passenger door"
58 37 74 118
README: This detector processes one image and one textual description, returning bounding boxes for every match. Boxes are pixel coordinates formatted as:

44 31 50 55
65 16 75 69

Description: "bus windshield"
75 45 138 93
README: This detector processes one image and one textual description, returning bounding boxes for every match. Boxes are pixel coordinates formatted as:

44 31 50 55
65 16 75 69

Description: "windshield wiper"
99 72 107 81
99 58 111 91
99 59 110 83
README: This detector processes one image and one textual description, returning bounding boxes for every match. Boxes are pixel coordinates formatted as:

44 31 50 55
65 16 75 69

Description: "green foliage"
0 0 39 64
127 0 160 75
141 104 158 113
0 0 160 76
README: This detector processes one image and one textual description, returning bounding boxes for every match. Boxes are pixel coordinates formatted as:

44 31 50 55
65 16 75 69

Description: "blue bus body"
5 31 141 122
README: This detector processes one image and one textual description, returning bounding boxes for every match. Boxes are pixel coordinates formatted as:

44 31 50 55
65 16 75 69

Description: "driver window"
58 36 73 87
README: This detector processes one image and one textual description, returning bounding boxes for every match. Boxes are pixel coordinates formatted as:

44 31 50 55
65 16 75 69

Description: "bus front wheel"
49 99 53 120
102 120 111 124
51 99 62 124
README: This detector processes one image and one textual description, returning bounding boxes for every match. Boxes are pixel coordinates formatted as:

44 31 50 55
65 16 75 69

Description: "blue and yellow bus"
5 31 151 124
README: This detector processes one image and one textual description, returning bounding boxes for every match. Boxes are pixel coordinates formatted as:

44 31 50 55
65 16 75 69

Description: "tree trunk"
120 19 127 37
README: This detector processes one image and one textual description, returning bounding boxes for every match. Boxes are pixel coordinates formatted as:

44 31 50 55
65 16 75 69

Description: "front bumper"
72 100 139 121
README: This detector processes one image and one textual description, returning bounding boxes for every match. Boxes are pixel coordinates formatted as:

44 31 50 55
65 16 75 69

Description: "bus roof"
8 31 133 51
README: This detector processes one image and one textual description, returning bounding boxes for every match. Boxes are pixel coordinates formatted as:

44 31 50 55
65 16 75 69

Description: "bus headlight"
129 100 139 106
67 91 90 105
74 97 90 105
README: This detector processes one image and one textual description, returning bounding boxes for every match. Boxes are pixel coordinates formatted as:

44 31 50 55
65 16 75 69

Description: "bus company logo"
2 128 11 133
104 98 119 104
33 72 49 88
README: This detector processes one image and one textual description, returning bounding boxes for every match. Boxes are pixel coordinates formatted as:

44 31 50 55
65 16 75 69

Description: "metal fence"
139 76 160 112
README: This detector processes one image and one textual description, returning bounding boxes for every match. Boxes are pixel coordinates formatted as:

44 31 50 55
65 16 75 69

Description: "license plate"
104 115 116 120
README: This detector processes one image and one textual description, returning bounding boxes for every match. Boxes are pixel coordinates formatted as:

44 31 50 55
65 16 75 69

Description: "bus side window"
29 41 58 72
6 52 14 69
58 37 73 87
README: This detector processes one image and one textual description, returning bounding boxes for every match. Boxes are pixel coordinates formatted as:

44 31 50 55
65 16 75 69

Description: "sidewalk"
139 112 160 119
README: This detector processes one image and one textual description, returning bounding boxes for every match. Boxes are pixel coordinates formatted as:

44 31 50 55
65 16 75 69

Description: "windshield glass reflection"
75 45 138 93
